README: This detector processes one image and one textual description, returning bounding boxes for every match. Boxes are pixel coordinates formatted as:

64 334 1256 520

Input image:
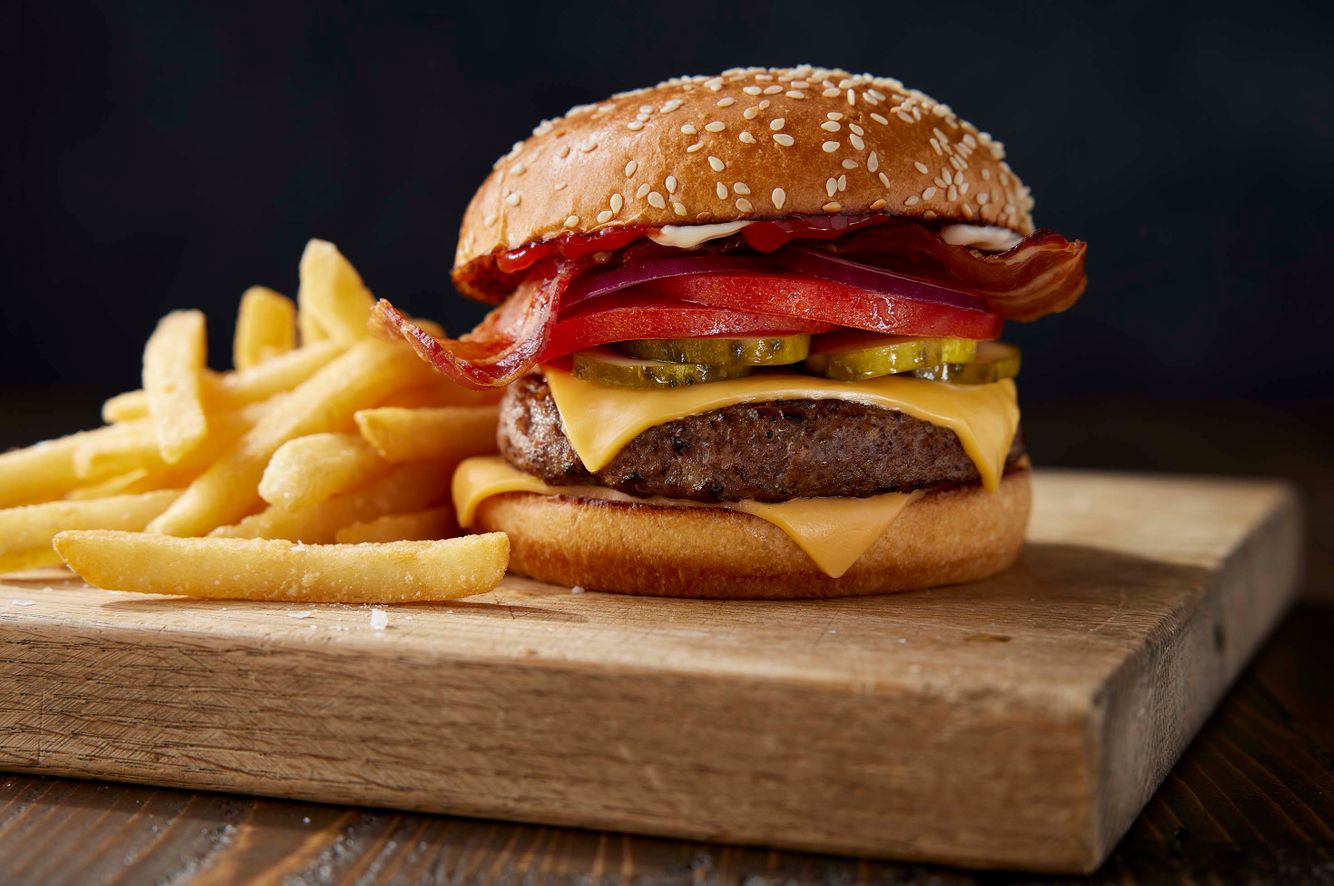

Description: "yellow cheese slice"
453 455 920 578
543 367 1019 492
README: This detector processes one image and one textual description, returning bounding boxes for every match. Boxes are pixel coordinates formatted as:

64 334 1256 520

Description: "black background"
3 0 1332 404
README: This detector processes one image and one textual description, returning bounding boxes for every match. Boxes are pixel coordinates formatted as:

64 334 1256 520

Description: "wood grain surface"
0 603 1328 885
0 470 1302 874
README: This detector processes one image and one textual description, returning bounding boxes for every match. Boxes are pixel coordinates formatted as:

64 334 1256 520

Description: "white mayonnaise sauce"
938 224 1023 252
646 221 752 248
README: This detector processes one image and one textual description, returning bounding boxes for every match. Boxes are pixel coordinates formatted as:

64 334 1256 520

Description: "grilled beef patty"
497 373 1025 503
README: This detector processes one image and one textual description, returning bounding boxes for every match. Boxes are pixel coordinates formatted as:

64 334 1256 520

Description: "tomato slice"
638 274 1003 340
541 293 835 361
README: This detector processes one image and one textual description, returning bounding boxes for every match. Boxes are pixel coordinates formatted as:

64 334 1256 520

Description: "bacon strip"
824 226 1087 322
376 224 1086 389
372 257 586 388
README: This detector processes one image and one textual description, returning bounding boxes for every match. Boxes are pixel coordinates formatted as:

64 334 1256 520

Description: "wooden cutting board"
0 470 1301 874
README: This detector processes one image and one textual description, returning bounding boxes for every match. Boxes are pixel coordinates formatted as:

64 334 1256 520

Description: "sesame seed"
597 210 613 223
826 177 837 197
822 141 840 152
705 121 726 132
904 195 920 206
564 215 579 227
841 159 858 169
686 142 703 153
827 111 844 121
981 168 992 180
672 201 687 216
948 185 958 201
913 161 929 174
648 191 666 209
739 131 756 143
773 133 795 146
771 187 786 209
758 99 771 109
786 90 805 99
625 160 638 177
610 193 623 214
627 121 644 131
763 85 783 95
849 134 865 150
897 111 914 124
977 192 990 204
511 162 527 175
870 198 887 210
961 204 975 219
715 182 727 199
504 192 521 207
579 142 598 153
868 151 879 172
923 210 937 220
871 113 889 125
705 77 723 91
929 138 943 155
681 124 697 135
558 145 571 159
484 213 497 227
960 181 970 194
733 182 751 195
912 107 922 120
660 99 684 113
635 183 650 199
922 187 937 200
847 89 856 105
838 175 847 192
743 85 763 95
770 118 785 130
821 121 841 132
736 197 754 212
743 106 760 119
822 87 840 97
879 172 891 187
823 201 842 212
717 97 736 108
708 155 725 172
639 104 652 114
666 175 678 193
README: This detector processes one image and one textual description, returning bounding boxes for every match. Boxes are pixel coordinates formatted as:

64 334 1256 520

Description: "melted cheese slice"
543 367 1019 492
453 455 921 578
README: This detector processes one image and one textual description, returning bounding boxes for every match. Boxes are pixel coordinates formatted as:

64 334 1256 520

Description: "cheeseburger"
375 66 1087 598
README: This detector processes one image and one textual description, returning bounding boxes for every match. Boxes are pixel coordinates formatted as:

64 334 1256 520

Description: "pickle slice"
803 333 979 381
914 342 1021 384
617 334 811 366
572 348 753 389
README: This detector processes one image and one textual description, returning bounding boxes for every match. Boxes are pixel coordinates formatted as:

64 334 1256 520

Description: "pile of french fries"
0 240 509 603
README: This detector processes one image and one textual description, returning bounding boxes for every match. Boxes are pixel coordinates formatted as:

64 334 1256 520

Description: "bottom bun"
474 468 1031 599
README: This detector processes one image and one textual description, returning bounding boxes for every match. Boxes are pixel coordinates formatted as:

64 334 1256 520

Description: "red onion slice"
559 256 772 311
776 248 991 313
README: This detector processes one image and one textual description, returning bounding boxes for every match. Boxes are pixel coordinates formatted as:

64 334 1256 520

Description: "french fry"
376 382 503 410
259 433 388 510
0 491 179 573
0 424 143 508
148 339 434 537
213 459 453 543
355 406 499 463
64 469 159 501
54 530 509 603
335 505 458 544
143 310 209 463
234 286 296 370
75 401 272 481
103 340 345 423
297 240 375 343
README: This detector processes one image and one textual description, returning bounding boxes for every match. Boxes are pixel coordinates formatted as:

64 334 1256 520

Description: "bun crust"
474 468 1031 599
455 66 1035 301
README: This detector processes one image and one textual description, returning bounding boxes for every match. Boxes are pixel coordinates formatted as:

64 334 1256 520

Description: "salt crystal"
11 600 35 607
286 610 315 619
370 608 388 630
570 586 585 594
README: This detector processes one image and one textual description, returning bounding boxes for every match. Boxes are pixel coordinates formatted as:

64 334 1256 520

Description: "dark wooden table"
2 391 1331 884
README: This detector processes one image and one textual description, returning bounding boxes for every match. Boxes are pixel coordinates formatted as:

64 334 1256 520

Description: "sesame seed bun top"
454 66 1037 300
